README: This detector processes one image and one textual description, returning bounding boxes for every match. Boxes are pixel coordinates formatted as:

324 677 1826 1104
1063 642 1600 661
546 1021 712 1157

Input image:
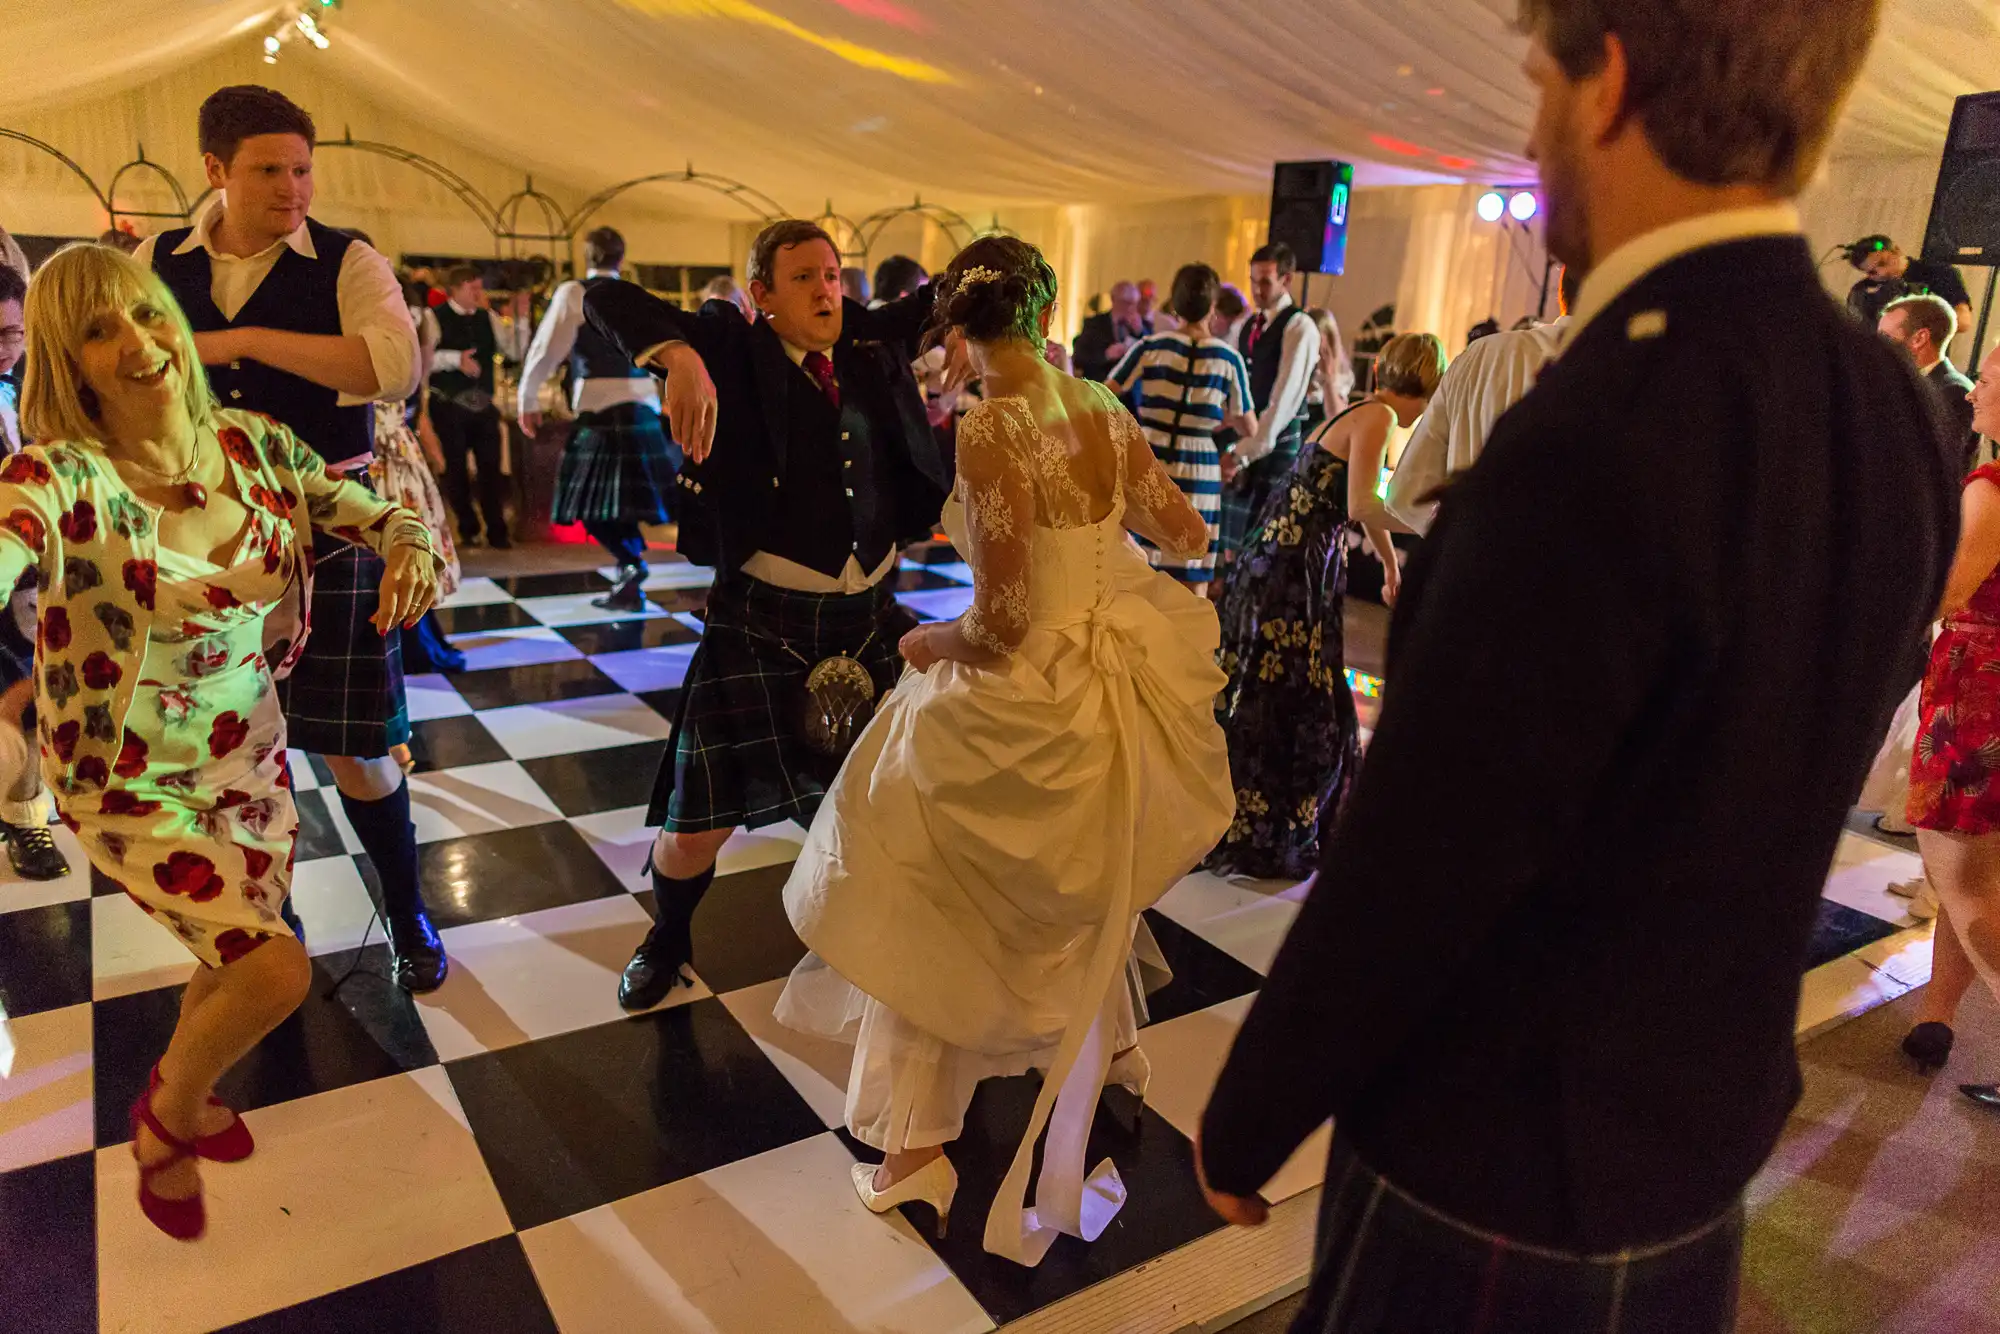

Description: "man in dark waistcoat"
585 219 947 1011
420 265 514 551
1217 241 1321 563
138 85 447 992
518 226 682 611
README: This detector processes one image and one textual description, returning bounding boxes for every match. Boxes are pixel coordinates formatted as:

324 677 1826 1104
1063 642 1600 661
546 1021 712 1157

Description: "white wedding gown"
778 382 1234 1265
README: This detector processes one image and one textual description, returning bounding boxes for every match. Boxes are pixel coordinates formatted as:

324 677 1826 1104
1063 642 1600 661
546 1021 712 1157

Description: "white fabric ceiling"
5 0 1994 219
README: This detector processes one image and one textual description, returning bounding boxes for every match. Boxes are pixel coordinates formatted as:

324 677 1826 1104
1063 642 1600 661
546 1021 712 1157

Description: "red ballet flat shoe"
129 1091 205 1241
149 1065 254 1163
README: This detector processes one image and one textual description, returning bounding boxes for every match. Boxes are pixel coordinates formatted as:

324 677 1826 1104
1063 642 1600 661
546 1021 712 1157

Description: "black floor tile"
217 1235 559 1334
637 861 806 994
555 615 702 656
645 588 709 616
293 789 350 864
434 600 541 636
92 943 439 1146
448 996 824 1229
91 864 122 895
0 900 91 1018
1805 899 1903 971
407 715 511 773
420 822 628 930
520 741 672 817
496 571 614 598
634 688 684 725
904 1074 1216 1322
0 1153 96 1334
450 659 622 711
1138 909 1265 1026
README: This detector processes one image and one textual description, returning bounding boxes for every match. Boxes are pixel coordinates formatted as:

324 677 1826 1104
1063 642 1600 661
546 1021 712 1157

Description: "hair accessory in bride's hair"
954 265 1004 291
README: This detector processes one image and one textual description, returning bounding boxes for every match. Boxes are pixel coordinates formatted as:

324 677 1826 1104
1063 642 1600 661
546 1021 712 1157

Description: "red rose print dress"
1910 462 2000 834
68 513 296 967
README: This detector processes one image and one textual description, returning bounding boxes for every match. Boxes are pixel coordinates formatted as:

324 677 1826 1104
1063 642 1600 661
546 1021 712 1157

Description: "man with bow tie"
1218 242 1321 562
585 219 948 1012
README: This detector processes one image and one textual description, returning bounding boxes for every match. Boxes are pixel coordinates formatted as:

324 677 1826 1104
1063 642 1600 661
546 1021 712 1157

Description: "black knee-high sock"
341 778 426 920
648 862 714 961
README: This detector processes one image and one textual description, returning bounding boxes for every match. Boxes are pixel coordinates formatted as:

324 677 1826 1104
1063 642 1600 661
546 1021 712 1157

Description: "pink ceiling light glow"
823 0 930 32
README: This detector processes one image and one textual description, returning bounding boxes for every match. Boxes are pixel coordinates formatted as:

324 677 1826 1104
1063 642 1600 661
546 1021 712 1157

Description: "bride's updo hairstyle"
926 236 1058 348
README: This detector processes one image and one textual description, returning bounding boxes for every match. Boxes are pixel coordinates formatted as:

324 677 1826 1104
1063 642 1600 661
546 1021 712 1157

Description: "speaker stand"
1972 266 1997 371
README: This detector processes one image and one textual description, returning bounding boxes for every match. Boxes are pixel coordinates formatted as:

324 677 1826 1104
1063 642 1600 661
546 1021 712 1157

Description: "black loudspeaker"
1921 91 2000 266
1268 160 1355 275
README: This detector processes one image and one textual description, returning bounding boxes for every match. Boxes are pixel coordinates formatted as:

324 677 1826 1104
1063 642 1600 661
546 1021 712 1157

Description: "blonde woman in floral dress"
1206 333 1443 880
12 245 436 1240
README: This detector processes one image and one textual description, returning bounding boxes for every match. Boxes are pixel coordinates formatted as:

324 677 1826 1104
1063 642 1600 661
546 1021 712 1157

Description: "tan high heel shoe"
851 1155 958 1239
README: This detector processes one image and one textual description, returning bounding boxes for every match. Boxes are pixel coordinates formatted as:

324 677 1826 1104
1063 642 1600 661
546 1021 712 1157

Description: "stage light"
1476 191 1505 223
1509 191 1539 221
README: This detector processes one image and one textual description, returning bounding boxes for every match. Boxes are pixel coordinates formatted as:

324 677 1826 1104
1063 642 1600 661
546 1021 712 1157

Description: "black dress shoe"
1902 1021 1956 1074
592 569 649 614
383 906 449 993
489 533 514 551
1961 1083 2000 1110
1 819 70 880
618 919 693 1011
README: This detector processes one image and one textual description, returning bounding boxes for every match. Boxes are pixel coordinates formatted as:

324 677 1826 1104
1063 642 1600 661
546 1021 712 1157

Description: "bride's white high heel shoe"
851 1155 958 1238
1108 1047 1152 1099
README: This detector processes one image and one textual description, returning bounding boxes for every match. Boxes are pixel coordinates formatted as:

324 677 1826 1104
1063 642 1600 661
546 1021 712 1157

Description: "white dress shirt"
516 271 663 418
1563 202 1802 351
1386 317 1571 535
740 337 899 595
133 203 419 407
0 378 17 454
419 301 525 378
1237 293 1322 464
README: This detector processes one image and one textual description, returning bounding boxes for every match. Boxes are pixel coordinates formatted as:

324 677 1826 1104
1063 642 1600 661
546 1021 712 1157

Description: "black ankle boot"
341 780 449 993
621 863 713 1010
592 566 649 614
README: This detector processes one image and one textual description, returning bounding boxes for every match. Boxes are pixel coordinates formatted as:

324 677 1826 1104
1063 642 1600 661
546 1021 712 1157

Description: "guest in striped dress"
1105 264 1256 593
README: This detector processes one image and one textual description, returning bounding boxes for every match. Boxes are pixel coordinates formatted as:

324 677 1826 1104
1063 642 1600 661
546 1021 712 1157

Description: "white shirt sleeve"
1385 377 1457 535
131 234 159 268
518 282 585 416
1239 314 1321 464
338 241 420 404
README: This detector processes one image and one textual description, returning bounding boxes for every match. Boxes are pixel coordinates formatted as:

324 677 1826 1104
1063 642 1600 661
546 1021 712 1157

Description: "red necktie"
1246 312 1267 354
803 350 841 410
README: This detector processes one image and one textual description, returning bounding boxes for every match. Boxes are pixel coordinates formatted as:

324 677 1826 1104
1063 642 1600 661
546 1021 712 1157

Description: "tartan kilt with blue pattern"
552 403 680 526
648 575 916 833
1219 416 1307 560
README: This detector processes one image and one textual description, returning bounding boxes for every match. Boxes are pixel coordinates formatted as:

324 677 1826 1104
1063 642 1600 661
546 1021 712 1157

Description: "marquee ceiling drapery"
4 0 1992 220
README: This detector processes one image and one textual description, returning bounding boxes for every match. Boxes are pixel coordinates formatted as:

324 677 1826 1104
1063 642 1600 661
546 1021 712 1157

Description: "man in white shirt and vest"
517 226 681 611
1218 242 1321 562
141 86 446 992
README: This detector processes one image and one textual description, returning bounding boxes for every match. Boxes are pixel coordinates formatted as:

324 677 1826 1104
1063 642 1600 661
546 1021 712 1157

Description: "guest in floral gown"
11 245 437 1240
1206 333 1444 879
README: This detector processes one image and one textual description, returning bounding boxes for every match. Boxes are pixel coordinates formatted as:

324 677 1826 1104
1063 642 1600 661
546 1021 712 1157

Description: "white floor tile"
0 1001 93 1174
404 674 474 722
1796 954 1913 1037
517 591 673 628
437 576 514 608
569 805 655 887
718 978 852 1130
417 896 708 1062
283 748 322 791
448 626 585 671
1820 831 1925 926
91 893 196 1001
921 561 975 586
519 1132 993 1334
479 694 675 761
1135 993 1327 1204
897 587 977 621
1855 922 1937 992
96 1068 513 1334
718 821 810 876
637 563 715 591
1152 870 1306 976
589 644 700 694
0 822 93 916
407 761 564 844
287 856 382 958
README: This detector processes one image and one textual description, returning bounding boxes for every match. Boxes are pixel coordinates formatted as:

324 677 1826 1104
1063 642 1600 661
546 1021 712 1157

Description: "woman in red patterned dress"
1907 340 2000 1109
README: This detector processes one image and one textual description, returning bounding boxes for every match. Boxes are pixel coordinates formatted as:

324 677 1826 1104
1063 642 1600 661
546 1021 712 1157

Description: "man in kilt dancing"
1217 242 1322 565
586 220 946 1010
518 226 682 612
141 86 449 991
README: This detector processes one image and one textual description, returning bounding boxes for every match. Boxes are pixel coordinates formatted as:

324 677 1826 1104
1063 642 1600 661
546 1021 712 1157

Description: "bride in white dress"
777 237 1235 1265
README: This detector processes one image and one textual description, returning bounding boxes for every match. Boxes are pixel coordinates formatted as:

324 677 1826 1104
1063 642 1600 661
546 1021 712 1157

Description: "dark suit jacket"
1072 311 1149 382
1927 357 1979 474
1201 236 1956 1251
583 287 949 573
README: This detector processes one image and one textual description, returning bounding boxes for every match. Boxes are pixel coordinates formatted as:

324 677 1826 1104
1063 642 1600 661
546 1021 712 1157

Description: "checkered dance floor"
0 546 1940 1333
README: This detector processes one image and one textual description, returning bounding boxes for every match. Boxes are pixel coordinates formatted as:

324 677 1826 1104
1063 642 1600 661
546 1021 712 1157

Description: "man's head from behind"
748 220 843 352
0 264 24 378
199 85 317 243
1518 0 1880 274
1879 294 1956 370
584 226 626 273
1248 243 1297 313
873 254 927 304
